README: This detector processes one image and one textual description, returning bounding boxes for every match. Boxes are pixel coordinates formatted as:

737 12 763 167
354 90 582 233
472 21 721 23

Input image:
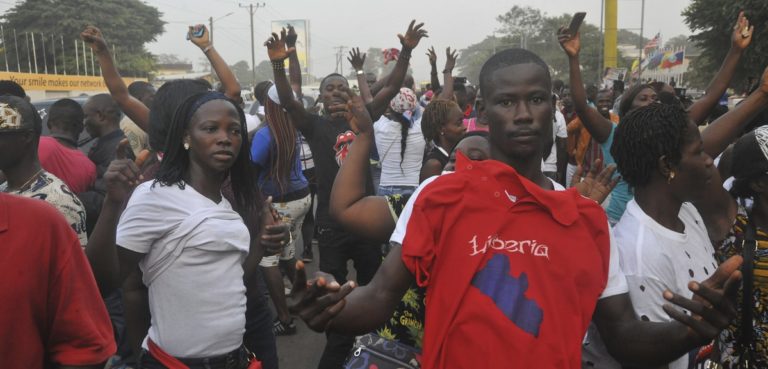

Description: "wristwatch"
356 70 364 76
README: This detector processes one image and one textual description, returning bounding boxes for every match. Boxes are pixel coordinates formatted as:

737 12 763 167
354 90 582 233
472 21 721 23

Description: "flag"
644 33 661 50
661 49 684 69
646 50 665 71
382 48 399 64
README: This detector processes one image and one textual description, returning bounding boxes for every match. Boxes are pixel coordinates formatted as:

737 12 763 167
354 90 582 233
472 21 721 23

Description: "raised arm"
558 28 614 143
437 47 458 101
188 25 242 103
687 12 753 125
348 48 374 104
285 24 304 98
367 20 428 121
264 29 313 134
81 26 149 131
329 87 395 242
427 46 441 92
594 255 742 366
701 65 768 158
85 140 147 294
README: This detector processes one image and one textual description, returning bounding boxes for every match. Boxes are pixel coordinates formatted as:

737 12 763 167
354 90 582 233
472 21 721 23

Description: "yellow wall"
0 72 145 92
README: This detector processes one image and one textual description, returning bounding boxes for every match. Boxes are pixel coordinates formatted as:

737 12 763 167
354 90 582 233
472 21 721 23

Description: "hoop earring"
667 171 675 184
184 142 190 151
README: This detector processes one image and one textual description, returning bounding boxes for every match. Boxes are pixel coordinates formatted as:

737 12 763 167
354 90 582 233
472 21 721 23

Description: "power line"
333 46 347 75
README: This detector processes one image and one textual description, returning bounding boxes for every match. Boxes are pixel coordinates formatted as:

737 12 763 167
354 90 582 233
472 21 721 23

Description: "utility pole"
637 0 645 81
334 46 347 75
209 17 214 45
239 2 265 86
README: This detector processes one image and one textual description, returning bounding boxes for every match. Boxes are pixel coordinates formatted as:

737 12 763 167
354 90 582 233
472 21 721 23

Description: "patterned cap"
0 102 25 131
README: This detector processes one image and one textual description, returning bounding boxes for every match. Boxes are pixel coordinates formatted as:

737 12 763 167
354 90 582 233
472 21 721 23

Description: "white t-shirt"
582 199 716 369
116 181 250 358
374 115 426 187
542 110 568 173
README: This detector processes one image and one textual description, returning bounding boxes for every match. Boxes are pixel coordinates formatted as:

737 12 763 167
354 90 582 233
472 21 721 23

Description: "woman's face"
669 121 715 201
442 106 467 146
630 87 658 113
185 99 243 174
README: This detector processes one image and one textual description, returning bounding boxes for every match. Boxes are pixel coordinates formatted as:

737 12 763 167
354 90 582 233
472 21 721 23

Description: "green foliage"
1 0 165 76
456 6 609 85
683 0 768 88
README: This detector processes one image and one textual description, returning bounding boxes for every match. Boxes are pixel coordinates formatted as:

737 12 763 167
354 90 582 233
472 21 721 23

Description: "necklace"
7 169 42 192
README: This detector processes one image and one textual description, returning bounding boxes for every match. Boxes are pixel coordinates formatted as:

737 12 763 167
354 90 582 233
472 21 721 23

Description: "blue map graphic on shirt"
471 253 543 337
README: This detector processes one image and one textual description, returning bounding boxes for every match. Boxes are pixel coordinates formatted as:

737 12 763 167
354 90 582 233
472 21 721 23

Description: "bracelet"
202 45 213 54
430 71 438 75
356 70 364 76
443 69 452 74
399 51 411 61
271 60 285 71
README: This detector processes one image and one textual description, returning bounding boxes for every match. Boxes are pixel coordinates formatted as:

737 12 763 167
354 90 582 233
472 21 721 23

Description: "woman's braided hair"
421 99 459 144
611 103 689 189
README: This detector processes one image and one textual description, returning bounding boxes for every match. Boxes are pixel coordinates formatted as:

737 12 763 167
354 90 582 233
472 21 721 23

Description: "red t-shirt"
38 136 97 193
0 193 115 368
391 154 611 369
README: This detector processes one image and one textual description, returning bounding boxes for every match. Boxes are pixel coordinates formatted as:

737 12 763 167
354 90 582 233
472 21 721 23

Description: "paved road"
273 241 352 369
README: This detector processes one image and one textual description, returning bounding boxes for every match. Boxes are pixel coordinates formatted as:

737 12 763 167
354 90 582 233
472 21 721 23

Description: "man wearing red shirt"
0 193 115 368
38 98 97 193
290 48 742 369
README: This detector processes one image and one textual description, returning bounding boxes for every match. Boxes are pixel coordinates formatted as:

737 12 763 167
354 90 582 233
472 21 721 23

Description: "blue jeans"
377 185 416 196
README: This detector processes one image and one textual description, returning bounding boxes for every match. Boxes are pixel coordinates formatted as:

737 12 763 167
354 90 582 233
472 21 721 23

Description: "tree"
1 0 164 77
456 7 606 85
683 0 768 88
155 53 189 65
230 60 251 85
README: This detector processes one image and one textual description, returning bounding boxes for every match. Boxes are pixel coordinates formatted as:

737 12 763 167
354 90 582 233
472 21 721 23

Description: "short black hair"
253 81 273 106
148 79 211 152
611 103 689 188
320 73 348 91
0 95 41 136
479 48 551 99
731 126 768 198
0 80 26 98
87 93 122 123
128 81 155 101
48 98 85 136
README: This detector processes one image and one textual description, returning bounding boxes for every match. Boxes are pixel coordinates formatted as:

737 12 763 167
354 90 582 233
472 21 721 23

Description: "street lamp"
209 12 234 46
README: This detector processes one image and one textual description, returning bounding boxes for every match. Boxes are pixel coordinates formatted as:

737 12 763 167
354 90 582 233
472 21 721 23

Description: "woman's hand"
264 28 295 62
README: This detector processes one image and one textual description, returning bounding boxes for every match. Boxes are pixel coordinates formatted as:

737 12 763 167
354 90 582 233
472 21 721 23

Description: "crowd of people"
1 10 767 369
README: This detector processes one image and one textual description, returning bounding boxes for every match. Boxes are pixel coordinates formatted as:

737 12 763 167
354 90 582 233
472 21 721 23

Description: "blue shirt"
250 126 308 199
601 124 633 225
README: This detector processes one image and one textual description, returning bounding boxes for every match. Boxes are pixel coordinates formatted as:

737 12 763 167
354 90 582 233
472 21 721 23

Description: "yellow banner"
0 72 146 91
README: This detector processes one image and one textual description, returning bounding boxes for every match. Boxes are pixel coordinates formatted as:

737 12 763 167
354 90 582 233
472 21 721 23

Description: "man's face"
0 131 32 170
82 102 100 137
596 92 613 118
481 63 553 162
320 77 349 113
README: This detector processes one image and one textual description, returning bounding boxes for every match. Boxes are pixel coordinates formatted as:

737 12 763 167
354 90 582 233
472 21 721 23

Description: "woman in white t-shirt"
96 92 279 368
582 103 736 369
374 88 426 195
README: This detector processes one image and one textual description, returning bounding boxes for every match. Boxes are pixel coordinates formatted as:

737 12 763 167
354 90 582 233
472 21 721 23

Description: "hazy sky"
1 0 695 83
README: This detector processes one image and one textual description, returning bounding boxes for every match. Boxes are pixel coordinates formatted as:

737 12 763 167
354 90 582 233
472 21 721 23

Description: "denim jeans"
377 185 416 196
